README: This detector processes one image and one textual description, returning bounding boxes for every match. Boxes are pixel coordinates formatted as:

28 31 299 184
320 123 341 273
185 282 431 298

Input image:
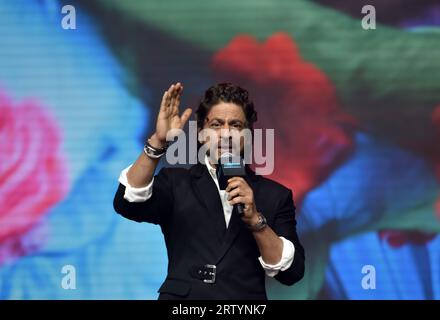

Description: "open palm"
155 82 192 143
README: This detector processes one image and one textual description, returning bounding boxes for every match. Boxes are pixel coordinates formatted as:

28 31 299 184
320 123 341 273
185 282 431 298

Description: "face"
199 102 248 162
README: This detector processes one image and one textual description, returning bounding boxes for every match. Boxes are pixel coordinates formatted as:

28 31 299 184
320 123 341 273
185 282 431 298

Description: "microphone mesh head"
219 152 234 164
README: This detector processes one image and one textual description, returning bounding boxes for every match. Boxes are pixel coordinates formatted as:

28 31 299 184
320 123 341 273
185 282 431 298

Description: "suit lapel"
214 165 260 264
190 164 226 242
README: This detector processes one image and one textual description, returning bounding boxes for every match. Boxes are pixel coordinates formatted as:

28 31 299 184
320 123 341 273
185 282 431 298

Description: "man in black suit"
113 82 304 299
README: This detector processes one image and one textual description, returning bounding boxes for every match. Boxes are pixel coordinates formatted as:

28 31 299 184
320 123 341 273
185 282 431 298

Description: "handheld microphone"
216 152 246 217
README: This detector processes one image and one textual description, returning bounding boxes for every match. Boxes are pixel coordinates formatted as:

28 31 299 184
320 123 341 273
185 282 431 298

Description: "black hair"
195 83 257 130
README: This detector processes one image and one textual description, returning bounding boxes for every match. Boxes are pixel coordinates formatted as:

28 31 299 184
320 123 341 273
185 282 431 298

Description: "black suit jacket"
113 163 304 300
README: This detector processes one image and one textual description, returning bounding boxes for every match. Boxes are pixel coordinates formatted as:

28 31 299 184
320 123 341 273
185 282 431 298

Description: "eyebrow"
206 118 245 125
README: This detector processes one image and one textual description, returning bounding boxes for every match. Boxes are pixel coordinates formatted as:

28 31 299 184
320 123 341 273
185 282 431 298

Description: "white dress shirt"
118 156 295 277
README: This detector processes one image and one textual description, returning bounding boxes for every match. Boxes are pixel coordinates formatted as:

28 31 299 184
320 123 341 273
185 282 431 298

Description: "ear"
197 127 204 143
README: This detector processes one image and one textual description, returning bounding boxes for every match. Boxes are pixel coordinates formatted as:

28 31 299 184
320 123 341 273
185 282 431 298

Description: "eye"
210 122 221 129
231 123 243 130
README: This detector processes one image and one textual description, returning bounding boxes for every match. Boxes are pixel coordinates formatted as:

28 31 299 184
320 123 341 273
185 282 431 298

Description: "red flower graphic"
379 230 436 248
0 90 69 264
213 33 357 203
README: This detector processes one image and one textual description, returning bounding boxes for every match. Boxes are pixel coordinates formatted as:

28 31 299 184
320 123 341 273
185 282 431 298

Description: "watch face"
260 216 267 229
250 214 267 232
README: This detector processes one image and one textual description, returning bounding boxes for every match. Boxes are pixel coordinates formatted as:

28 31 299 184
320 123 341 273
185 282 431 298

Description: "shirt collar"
204 155 218 181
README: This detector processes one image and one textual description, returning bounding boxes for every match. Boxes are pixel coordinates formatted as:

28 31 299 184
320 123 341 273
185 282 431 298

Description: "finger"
227 188 243 200
164 85 174 108
175 82 182 93
226 177 246 186
172 86 183 114
159 90 169 112
169 84 179 110
225 180 242 192
171 82 181 99
227 177 245 184
168 84 175 95
228 196 248 206
180 108 192 126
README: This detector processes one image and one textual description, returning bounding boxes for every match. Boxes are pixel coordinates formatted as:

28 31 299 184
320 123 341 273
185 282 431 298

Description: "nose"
219 125 232 135
218 127 232 146
219 125 234 143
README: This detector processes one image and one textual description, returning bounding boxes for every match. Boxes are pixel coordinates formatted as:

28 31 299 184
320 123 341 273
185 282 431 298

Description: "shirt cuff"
258 236 295 278
118 165 154 202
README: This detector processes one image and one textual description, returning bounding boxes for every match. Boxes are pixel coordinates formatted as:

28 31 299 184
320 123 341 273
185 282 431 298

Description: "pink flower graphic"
0 90 69 264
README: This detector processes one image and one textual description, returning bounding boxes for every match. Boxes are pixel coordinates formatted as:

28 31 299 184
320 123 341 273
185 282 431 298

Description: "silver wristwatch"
248 213 267 232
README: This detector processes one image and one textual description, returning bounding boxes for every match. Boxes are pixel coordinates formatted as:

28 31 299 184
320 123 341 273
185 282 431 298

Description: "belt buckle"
203 264 216 284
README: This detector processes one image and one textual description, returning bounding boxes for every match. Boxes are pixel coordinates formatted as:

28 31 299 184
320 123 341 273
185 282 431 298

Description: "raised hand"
153 82 192 147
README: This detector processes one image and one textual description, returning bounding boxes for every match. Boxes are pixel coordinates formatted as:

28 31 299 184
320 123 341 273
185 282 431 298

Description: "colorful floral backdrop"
1 0 440 299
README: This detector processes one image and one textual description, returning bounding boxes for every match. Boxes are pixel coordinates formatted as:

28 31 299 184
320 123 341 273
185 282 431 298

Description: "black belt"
190 264 217 284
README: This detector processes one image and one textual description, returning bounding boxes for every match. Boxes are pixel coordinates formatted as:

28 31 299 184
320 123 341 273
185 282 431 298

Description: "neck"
209 160 217 169
204 154 217 171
